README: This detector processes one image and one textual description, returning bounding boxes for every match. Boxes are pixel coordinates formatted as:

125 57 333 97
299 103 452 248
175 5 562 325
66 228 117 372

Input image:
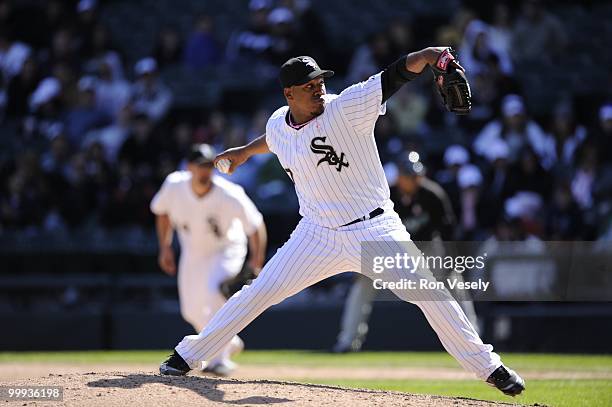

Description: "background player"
151 143 267 376
333 154 479 353
160 51 525 396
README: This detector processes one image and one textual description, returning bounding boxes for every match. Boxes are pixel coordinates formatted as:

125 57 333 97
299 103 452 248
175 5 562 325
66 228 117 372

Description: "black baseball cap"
279 56 334 88
187 143 216 165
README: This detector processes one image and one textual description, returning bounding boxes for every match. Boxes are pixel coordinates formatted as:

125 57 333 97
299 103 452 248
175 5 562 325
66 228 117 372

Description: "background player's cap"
187 143 216 165
279 56 334 88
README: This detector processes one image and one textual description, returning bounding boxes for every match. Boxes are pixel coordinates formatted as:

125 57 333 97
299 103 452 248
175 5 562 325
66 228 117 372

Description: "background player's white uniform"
174 72 503 380
151 172 263 365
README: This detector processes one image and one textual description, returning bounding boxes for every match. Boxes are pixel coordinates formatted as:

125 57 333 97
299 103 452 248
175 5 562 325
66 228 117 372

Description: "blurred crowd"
0 0 611 244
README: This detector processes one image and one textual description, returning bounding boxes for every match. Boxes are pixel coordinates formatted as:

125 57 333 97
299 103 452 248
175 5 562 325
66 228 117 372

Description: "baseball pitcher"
159 49 524 396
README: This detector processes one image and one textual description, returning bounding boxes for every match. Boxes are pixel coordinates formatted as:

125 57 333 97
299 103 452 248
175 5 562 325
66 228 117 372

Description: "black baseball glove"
431 48 472 115
219 264 258 299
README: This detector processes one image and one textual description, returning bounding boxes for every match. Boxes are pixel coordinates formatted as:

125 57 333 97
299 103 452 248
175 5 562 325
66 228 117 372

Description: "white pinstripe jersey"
150 172 263 257
266 72 393 228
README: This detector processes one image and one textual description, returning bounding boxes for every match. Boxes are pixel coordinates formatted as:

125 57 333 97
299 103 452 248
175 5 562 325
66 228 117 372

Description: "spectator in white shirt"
131 57 172 122
473 94 555 169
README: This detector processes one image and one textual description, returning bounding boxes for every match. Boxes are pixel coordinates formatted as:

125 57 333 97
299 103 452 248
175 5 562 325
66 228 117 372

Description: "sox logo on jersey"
310 136 349 172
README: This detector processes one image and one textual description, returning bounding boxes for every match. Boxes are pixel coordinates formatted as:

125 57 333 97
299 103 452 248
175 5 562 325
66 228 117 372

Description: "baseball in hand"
216 158 231 174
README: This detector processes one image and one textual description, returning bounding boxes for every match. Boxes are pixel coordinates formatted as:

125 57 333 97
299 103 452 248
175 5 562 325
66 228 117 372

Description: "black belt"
341 207 384 227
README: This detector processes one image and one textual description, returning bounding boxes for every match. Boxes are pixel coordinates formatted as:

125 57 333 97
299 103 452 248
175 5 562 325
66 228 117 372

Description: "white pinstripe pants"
175 211 501 379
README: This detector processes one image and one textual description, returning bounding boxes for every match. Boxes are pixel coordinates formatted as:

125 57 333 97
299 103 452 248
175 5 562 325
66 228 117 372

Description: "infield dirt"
4 371 523 407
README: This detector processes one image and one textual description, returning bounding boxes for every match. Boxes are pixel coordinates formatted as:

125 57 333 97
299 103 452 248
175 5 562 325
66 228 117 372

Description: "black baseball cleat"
159 350 191 376
486 365 526 396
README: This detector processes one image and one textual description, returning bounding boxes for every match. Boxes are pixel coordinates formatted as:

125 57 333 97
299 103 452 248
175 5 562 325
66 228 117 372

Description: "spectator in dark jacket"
117 112 159 174
511 0 567 62
153 26 183 68
546 180 584 240
64 76 112 146
226 0 273 62
183 15 220 69
6 55 40 118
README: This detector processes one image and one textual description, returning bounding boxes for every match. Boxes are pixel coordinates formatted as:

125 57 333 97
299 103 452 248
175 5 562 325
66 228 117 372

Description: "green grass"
6 349 607 372
308 378 612 407
1 350 611 407
0 350 167 364
235 350 612 372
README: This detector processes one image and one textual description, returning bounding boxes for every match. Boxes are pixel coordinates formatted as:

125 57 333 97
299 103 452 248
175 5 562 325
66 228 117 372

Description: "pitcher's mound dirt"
10 371 522 407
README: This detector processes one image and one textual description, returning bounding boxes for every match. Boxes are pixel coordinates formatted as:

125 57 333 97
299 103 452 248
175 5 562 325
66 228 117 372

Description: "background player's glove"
431 48 472 115
219 263 258 299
